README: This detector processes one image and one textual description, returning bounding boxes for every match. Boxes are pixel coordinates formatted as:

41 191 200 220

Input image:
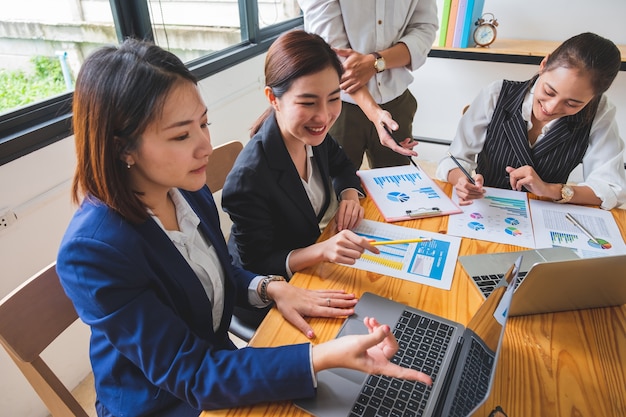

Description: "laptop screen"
439 256 521 417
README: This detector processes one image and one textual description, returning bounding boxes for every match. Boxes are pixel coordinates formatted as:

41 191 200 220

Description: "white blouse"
436 79 626 209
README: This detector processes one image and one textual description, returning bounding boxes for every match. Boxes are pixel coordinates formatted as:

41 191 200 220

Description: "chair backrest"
0 263 89 417
206 140 244 192
204 140 256 342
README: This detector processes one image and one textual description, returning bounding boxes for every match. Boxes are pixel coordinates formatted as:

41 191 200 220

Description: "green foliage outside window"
0 56 69 114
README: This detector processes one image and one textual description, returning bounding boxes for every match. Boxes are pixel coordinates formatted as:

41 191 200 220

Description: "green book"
438 0 453 47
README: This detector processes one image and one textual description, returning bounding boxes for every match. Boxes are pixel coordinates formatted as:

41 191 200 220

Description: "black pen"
447 152 476 185
381 122 418 169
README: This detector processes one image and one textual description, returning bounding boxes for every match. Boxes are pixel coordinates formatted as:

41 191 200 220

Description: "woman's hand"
336 190 365 231
505 165 556 197
268 283 359 338
452 171 485 205
312 317 433 385
318 229 379 265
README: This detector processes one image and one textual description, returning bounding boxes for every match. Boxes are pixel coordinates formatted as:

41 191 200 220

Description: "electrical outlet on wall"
0 209 18 230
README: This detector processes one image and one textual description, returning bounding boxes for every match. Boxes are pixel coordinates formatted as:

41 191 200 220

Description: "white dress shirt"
436 79 626 209
298 0 438 104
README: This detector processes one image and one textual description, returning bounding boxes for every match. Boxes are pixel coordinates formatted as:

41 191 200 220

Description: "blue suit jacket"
56 187 314 417
222 115 363 276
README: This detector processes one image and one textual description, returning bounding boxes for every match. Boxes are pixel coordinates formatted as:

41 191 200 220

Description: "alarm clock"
473 13 498 47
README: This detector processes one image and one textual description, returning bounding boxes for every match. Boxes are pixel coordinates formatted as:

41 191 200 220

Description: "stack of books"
437 0 486 48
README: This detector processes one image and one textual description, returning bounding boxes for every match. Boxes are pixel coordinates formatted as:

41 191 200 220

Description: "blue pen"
447 152 476 185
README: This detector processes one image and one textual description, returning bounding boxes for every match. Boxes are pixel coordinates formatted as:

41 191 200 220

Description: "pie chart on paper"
468 221 485 231
588 238 612 250
387 191 410 203
505 226 522 236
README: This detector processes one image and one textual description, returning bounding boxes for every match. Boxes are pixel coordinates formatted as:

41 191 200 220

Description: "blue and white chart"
529 199 626 258
447 187 536 248
357 165 461 222
345 219 461 290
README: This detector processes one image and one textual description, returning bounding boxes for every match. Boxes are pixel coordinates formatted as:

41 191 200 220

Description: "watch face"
375 58 385 72
474 25 496 46
562 185 574 199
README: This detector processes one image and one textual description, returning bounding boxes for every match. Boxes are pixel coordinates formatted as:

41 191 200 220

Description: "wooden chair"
206 140 244 192
205 140 256 342
0 263 90 417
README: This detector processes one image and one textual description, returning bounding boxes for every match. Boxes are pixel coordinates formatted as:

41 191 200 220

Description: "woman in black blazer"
223 30 379 279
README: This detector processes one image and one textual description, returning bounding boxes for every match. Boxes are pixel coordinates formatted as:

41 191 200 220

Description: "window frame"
0 0 302 166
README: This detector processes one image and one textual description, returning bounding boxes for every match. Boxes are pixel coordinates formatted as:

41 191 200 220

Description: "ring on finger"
326 298 331 307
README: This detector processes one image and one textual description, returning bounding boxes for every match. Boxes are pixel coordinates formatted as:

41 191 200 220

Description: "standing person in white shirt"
298 0 438 168
436 32 626 210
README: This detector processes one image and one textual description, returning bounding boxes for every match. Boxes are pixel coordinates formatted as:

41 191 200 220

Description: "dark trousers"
330 89 418 169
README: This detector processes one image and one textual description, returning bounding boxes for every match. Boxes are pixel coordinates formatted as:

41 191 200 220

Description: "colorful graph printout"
344 219 461 290
357 165 461 222
447 187 536 248
529 199 626 258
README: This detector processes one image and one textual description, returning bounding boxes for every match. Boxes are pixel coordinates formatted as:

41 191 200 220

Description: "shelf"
429 39 626 71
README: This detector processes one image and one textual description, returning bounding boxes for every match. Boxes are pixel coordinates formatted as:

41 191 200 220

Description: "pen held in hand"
381 122 418 169
447 152 476 185
369 238 432 246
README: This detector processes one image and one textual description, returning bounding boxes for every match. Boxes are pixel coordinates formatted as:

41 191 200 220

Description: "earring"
127 163 131 169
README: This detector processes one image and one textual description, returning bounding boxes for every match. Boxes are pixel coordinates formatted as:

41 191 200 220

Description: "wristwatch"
259 275 286 303
555 184 574 203
372 52 386 73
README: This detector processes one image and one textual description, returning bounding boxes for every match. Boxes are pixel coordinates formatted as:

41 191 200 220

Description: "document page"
357 165 461 222
344 219 461 290
529 199 626 257
447 187 536 248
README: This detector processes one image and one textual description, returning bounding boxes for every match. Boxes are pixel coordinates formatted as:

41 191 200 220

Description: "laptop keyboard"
473 271 527 298
447 336 495 417
349 310 454 417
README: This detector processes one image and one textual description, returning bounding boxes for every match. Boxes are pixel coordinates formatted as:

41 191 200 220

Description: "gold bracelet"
259 275 286 303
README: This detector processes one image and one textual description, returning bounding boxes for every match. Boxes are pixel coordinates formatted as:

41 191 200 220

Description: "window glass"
147 1 301 64
0 0 116 116
147 0 243 63
257 0 302 29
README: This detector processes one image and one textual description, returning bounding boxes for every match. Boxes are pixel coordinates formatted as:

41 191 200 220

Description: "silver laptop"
458 247 580 299
508 254 626 316
294 257 521 417
460 250 626 316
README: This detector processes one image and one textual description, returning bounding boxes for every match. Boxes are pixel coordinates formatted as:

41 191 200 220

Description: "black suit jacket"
222 115 363 276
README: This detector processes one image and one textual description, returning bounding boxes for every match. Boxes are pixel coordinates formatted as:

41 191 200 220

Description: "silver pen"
565 213 600 245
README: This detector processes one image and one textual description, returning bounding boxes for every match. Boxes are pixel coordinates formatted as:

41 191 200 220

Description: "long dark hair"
72 38 197 223
543 32 621 123
250 30 344 136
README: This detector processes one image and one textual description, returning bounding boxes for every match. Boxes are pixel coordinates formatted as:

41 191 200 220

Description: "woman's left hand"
505 165 553 197
267 282 358 339
336 195 365 231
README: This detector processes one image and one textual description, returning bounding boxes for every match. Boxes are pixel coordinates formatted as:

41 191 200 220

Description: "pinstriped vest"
477 78 596 189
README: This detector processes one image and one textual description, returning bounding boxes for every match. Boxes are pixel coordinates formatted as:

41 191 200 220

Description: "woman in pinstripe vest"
436 32 626 210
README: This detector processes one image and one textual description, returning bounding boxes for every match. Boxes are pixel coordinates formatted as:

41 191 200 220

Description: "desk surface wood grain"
202 182 626 417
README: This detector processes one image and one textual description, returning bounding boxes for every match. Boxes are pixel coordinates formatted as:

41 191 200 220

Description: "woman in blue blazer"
57 38 431 417
222 30 378 280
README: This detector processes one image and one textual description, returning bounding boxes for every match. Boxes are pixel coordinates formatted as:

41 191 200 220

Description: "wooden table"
202 182 626 417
